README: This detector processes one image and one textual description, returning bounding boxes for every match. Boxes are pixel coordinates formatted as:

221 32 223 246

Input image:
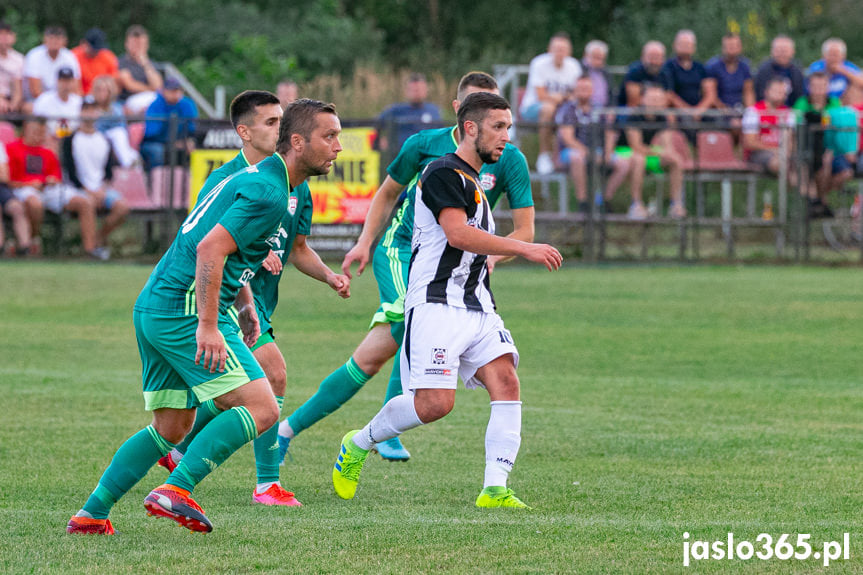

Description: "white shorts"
14 184 86 214
400 303 519 391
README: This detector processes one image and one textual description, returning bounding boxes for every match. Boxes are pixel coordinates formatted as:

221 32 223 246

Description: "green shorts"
251 328 275 352
615 146 663 174
226 305 275 352
134 310 265 411
370 240 409 342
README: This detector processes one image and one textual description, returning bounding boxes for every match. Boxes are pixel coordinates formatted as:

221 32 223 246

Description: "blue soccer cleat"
376 437 410 461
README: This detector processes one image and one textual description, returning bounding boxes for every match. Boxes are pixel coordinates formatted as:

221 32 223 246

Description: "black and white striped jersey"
405 153 497 314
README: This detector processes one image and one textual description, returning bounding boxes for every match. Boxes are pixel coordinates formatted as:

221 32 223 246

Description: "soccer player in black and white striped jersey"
332 92 562 508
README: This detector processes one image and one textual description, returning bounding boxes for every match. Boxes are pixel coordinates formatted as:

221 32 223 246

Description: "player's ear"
290 132 305 152
235 124 250 143
465 119 478 138
451 99 460 114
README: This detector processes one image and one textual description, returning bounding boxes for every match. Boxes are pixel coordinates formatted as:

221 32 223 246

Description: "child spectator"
23 26 80 104
72 28 118 95
117 25 162 114
0 140 31 255
7 117 103 258
61 97 129 258
742 77 799 194
0 21 24 114
140 76 198 169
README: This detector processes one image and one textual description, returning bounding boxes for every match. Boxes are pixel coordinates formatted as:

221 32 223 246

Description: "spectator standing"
617 41 669 108
0 21 24 114
91 75 140 167
140 76 198 169
32 67 83 141
23 26 80 103
117 25 162 114
662 30 712 121
621 84 687 219
556 75 646 217
581 40 613 108
0 140 32 255
61 97 129 258
277 79 298 109
704 33 754 112
808 38 863 100
520 33 583 174
754 35 805 106
71 28 118 96
376 72 442 153
7 117 102 258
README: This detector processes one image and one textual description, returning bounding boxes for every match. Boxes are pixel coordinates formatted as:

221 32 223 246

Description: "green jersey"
383 126 533 249
135 153 296 318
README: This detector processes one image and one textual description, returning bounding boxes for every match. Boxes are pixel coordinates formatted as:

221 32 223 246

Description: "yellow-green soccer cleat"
475 486 531 509
332 430 369 499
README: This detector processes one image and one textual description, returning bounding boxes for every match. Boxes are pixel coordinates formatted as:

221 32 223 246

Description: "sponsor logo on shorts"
480 173 496 191
424 368 451 376
432 348 447 364
239 268 255 285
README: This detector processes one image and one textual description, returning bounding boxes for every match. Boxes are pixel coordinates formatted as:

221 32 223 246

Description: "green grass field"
1 261 861 574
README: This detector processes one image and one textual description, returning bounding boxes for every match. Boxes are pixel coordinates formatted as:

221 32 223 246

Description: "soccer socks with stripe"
483 401 522 488
80 425 175 519
352 393 422 450
382 346 404 405
171 399 222 458
167 406 258 493
254 396 284 486
282 358 371 438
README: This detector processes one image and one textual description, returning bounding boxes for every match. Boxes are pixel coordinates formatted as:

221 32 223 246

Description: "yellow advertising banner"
188 127 380 223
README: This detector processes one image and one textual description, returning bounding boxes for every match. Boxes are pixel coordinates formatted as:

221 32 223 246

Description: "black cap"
84 28 107 51
164 76 182 90
57 66 75 80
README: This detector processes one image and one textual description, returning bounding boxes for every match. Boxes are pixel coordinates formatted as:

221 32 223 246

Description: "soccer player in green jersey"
155 90 308 506
67 99 348 535
277 72 535 462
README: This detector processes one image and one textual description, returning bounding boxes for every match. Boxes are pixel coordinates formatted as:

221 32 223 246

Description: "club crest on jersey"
480 173 496 191
432 348 447 365
288 195 298 214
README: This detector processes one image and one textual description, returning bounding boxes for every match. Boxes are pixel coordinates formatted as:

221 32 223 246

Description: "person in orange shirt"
72 28 118 95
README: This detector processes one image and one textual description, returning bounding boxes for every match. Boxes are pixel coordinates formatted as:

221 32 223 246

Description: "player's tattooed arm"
194 224 238 372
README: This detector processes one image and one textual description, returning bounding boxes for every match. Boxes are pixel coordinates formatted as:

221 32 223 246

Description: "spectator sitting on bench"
140 76 197 170
0 140 32 255
117 25 162 114
6 117 103 258
620 84 687 219
792 71 848 218
61 96 129 259
617 41 669 108
556 75 646 218
742 76 799 191
91 74 140 167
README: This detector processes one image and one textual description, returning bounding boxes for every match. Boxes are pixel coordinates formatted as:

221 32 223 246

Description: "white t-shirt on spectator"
32 91 83 136
72 130 111 191
0 140 7 164
23 45 80 98
0 48 24 100
520 53 582 114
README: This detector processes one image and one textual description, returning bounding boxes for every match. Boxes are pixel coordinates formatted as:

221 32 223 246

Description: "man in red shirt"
7 117 104 258
72 28 118 95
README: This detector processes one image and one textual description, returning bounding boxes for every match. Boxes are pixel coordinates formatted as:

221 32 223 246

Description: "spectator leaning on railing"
23 26 81 106
0 140 32 255
0 21 24 115
61 96 129 259
140 76 198 170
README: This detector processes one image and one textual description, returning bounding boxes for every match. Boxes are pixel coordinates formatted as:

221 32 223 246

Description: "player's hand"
487 255 501 274
327 273 351 298
237 304 261 348
521 243 563 271
262 250 283 275
341 241 370 278
195 323 227 373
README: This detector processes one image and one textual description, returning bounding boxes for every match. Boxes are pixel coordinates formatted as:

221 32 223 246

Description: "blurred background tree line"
1 0 855 117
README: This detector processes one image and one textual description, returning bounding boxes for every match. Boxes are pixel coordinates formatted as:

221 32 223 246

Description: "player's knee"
267 368 287 397
252 399 280 434
415 395 454 423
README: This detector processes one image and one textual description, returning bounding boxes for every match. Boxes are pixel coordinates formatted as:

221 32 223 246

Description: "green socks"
382 345 404 405
286 357 371 436
254 396 284 484
172 400 222 456
82 425 175 519
168 406 258 492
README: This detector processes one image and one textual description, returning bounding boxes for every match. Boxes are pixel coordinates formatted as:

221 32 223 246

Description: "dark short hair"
809 71 830 83
276 98 338 153
551 31 571 43
408 72 426 84
126 25 148 38
0 21 13 33
766 75 787 89
45 26 66 37
456 71 498 102
229 90 281 129
457 92 510 139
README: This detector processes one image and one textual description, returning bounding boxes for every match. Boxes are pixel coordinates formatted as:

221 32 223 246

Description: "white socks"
277 419 295 439
483 401 522 488
353 394 423 450
169 448 184 463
